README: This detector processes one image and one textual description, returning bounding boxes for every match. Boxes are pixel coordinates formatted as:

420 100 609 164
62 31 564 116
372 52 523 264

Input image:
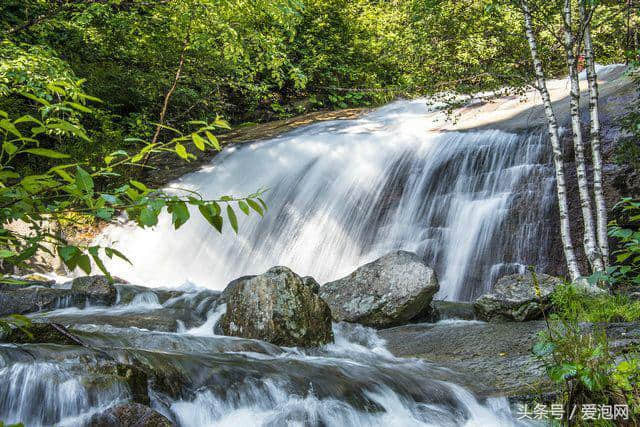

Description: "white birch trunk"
580 0 609 267
562 0 604 272
520 0 582 280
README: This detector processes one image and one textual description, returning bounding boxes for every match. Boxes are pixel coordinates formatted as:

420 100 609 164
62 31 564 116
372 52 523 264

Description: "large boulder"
221 267 333 347
88 403 172 427
319 251 439 328
473 273 563 322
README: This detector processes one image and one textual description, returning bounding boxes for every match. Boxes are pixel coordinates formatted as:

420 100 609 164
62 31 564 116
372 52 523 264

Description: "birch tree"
561 0 605 272
519 0 582 281
580 0 609 267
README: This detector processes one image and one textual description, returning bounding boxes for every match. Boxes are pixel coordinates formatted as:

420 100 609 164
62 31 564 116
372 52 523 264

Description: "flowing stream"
0 286 526 426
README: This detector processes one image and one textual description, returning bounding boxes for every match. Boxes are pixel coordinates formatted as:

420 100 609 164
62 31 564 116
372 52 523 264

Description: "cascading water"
0 285 527 426
99 98 560 300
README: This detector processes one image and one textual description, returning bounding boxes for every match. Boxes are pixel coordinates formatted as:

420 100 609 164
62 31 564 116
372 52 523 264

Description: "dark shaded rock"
0 275 119 317
88 403 172 427
319 251 439 327
430 301 476 321
0 286 77 316
1 322 84 346
473 272 563 322
221 267 333 347
71 275 117 306
89 363 150 406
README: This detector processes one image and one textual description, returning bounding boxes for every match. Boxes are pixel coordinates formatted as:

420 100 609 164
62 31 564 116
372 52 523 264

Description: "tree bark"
562 0 604 272
580 0 609 267
520 0 582 281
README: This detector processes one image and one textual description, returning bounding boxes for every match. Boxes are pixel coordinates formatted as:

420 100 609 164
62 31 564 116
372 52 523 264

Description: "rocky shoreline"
4 250 640 425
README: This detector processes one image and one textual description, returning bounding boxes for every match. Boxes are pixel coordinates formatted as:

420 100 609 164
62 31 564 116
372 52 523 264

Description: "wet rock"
379 320 551 398
89 363 150 406
319 251 439 327
221 266 333 347
42 308 202 332
0 275 119 317
71 275 117 306
1 322 84 346
473 272 563 322
430 301 476 322
0 287 82 317
88 403 173 427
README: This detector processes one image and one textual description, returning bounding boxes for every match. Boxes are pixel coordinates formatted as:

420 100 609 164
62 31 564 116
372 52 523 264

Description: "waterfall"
99 98 560 300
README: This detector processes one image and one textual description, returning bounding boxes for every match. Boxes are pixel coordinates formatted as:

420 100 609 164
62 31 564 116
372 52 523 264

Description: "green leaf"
2 141 17 155
96 207 114 220
0 119 22 137
227 204 238 234
139 205 159 227
257 197 268 211
58 245 79 262
68 102 92 113
104 247 132 264
548 363 577 383
48 121 90 141
129 180 148 193
205 131 221 150
76 254 92 274
88 246 112 281
0 249 17 258
175 143 188 160
23 148 70 159
238 200 250 215
75 167 94 194
168 201 190 230
192 133 206 151
198 203 223 232
247 199 264 216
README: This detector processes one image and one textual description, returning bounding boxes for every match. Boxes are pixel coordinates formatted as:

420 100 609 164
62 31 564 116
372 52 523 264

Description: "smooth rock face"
88 403 173 427
221 267 333 347
319 251 439 327
473 273 563 322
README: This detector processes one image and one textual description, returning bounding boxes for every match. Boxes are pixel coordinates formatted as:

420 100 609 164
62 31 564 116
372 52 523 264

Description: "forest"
2 0 640 426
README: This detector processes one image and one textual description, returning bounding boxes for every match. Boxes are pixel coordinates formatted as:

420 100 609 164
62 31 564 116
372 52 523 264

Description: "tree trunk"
580 0 609 267
562 0 604 273
520 0 582 281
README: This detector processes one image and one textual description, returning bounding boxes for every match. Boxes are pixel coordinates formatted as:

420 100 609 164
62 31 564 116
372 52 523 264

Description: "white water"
0 300 526 426
98 98 560 300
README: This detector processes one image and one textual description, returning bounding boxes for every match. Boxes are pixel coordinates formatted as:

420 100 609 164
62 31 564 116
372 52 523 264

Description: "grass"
551 284 640 323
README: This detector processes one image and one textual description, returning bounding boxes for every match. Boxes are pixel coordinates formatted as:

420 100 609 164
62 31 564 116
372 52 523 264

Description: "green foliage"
551 284 640 323
0 313 30 338
0 80 265 278
591 198 640 287
535 308 640 424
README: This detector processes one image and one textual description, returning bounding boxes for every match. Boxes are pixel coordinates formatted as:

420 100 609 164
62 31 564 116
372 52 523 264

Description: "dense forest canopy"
2 1 635 162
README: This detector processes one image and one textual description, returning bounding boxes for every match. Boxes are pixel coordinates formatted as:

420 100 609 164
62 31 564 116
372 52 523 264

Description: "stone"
221 267 333 347
71 275 117 306
319 251 439 327
89 363 150 406
1 322 83 346
88 403 172 427
473 272 564 322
